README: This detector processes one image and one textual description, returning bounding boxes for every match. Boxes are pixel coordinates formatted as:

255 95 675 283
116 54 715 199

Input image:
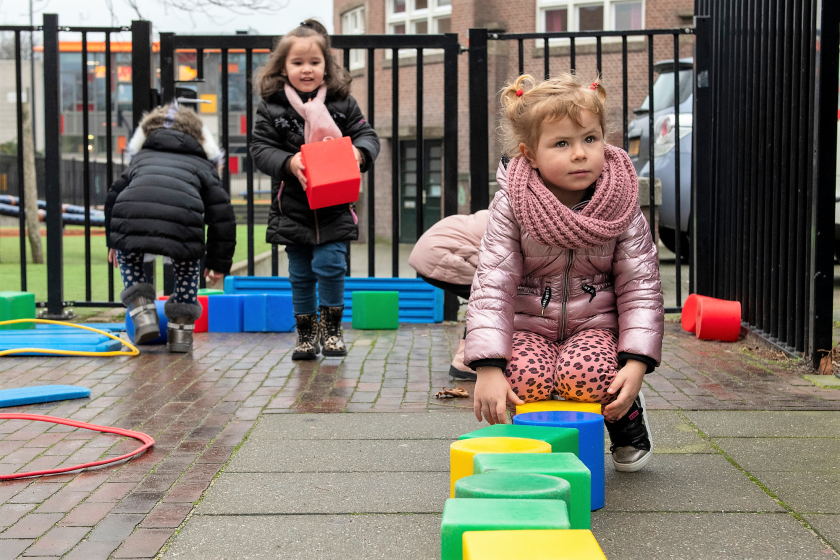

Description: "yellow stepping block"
516 400 602 416
463 529 607 559
450 437 550 498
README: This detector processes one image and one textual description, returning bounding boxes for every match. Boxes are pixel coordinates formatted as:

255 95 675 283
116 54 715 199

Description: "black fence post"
692 15 713 296
42 13 69 319
131 20 153 131
468 28 489 214
443 33 460 322
809 0 839 368
159 32 175 105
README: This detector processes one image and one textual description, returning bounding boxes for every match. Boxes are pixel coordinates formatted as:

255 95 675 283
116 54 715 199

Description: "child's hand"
289 153 307 189
603 359 647 422
108 248 117 269
203 269 225 284
474 366 524 425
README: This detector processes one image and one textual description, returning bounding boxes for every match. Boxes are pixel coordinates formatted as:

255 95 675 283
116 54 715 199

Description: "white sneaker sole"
611 391 654 473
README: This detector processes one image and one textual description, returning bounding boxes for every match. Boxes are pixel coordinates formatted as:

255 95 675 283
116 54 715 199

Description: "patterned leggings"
505 328 620 405
116 251 200 305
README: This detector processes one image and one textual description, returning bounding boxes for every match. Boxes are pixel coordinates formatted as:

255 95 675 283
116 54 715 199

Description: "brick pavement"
0 319 836 558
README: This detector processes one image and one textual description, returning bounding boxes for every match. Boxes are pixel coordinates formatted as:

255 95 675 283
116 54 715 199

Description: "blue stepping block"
209 295 246 333
35 323 126 333
124 300 167 345
243 294 295 333
0 385 91 408
514 410 606 510
0 332 122 355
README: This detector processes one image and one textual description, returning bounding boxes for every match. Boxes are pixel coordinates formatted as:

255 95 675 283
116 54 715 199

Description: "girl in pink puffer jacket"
466 73 664 472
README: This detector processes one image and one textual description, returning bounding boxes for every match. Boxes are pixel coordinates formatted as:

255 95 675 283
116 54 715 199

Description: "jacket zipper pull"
582 283 596 303
541 286 552 316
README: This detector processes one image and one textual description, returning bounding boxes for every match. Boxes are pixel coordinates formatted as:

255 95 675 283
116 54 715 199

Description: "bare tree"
0 32 39 61
123 0 290 19
22 104 44 264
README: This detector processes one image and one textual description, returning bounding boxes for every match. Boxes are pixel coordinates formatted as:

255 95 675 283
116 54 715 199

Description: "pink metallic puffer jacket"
464 164 664 367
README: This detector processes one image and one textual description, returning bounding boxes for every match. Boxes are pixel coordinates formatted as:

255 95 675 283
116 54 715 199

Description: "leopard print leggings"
505 328 619 405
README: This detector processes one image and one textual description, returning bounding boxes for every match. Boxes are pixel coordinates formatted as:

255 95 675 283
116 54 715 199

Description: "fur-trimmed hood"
128 104 221 163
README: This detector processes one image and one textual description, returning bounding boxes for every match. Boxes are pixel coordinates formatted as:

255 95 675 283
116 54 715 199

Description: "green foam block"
455 472 571 515
0 291 36 330
198 289 225 296
459 423 579 455
351 291 399 330
441 498 569 560
474 452 591 530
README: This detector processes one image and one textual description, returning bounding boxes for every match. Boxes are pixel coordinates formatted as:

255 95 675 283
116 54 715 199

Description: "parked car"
628 58 693 256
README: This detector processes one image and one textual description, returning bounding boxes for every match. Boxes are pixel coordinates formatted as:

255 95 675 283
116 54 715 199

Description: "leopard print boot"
292 313 320 360
319 306 347 357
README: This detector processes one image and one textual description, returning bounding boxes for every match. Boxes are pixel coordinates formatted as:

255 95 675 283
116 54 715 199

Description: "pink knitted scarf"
507 144 638 249
284 84 342 144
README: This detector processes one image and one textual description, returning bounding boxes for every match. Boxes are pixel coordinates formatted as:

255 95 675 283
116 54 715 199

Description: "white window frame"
537 0 645 41
341 6 366 70
386 0 452 58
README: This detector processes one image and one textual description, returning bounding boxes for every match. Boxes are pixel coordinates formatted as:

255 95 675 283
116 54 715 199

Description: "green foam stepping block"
0 291 36 330
474 452 591 530
455 472 571 515
351 291 398 330
198 289 225 296
441 498 569 560
459 424 578 455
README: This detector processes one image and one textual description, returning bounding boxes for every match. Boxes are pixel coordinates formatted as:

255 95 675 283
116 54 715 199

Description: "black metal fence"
467 27 695 313
693 0 839 367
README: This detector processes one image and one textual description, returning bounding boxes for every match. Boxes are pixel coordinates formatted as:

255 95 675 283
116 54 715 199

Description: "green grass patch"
0 225 270 304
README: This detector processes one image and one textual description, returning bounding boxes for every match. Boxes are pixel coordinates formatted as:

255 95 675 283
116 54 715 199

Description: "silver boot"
120 283 160 344
164 299 203 353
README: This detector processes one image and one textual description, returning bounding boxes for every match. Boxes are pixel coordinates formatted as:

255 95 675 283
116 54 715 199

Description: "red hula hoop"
0 414 155 480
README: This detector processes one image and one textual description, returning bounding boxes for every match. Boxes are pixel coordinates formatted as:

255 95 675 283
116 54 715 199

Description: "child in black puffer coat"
105 103 236 353
251 19 380 360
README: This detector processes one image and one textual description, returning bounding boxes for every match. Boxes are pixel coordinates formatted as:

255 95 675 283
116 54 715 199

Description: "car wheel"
659 226 690 262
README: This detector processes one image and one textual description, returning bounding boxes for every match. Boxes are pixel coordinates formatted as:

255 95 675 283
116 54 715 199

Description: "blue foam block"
224 276 443 323
0 385 91 408
209 295 245 333
124 299 168 344
0 333 121 355
243 294 295 332
514 411 606 510
35 323 126 333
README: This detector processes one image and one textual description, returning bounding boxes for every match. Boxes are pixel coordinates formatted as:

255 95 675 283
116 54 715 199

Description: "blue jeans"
286 242 347 315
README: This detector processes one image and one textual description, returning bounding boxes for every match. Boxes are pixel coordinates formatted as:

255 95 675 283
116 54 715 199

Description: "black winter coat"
250 90 380 246
105 129 237 273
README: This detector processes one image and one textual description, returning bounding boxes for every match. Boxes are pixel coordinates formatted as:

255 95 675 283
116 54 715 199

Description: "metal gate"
693 0 839 367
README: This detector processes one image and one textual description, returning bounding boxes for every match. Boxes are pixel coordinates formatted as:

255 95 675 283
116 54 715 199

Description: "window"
538 1 644 33
341 7 366 70
387 0 452 38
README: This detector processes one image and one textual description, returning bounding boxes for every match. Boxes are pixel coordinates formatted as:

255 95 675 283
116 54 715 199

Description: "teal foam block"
0 385 91 408
0 331 122 356
35 323 126 333
225 276 443 323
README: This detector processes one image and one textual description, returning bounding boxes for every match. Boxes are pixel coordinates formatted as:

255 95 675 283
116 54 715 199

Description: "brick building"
333 0 693 242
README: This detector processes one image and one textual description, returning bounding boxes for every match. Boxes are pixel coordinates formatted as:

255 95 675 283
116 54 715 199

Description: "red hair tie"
516 89 524 97
590 81 598 90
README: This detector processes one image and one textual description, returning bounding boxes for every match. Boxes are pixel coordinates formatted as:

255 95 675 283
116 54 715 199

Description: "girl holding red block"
252 20 380 360
466 74 664 472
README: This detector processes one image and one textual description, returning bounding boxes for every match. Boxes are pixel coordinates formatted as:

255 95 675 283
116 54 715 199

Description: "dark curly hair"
255 19 352 100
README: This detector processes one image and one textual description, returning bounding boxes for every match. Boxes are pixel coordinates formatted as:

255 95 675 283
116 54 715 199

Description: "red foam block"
696 297 741 342
157 295 209 333
300 136 361 210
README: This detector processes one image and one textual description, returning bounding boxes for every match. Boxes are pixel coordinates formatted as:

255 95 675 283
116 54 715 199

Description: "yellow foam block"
463 529 607 559
516 400 602 416
450 437 550 498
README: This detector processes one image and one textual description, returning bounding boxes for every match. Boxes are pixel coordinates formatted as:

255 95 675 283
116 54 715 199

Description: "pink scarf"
284 84 342 144
507 144 638 249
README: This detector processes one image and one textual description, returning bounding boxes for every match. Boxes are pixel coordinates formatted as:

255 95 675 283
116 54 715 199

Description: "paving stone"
228 439 451 473
686 411 840 437
713 438 840 472
58 502 116 527
0 503 35 530
0 513 64 539
21 526 89 557
162 514 441 560
602 454 784 513
112 528 174 558
0 539 33 559
802 514 840 550
752 472 840 514
591 512 832 559
197 472 449 515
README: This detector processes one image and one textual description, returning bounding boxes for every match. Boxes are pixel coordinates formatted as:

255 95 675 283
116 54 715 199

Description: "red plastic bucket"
696 297 742 342
680 294 708 333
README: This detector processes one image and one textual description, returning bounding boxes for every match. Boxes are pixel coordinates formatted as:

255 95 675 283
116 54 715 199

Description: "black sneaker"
605 391 653 472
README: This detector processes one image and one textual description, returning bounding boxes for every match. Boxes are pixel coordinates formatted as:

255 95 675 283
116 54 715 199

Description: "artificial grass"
0 225 271 305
